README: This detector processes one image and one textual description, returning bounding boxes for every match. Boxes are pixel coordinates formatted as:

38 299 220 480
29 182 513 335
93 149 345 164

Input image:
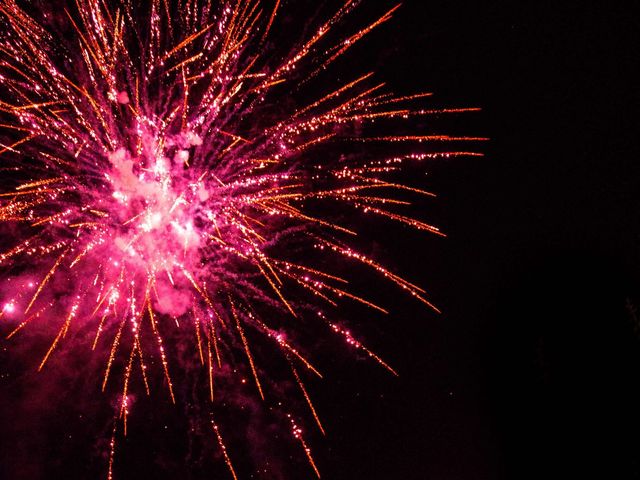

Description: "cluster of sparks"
0 0 483 477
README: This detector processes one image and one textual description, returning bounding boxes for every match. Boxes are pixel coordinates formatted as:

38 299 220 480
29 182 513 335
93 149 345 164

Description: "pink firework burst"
0 0 483 477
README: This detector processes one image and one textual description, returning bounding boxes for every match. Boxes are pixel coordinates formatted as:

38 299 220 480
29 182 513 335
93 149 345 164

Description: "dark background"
2 1 640 479
338 1 640 479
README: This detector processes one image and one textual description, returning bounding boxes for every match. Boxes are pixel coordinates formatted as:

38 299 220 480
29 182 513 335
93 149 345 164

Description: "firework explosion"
0 0 482 477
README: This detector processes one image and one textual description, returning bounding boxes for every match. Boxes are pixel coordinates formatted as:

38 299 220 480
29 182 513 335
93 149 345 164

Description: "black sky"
347 1 640 479
2 1 640 479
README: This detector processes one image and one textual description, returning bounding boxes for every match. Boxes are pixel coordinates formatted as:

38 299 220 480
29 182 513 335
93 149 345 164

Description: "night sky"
2 1 640 479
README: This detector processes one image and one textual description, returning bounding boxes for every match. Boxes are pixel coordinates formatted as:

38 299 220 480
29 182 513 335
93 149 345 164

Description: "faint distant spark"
0 0 483 477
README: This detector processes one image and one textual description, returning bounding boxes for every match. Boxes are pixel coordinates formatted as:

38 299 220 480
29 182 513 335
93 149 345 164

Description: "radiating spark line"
147 301 176 404
207 338 214 401
208 320 222 368
120 344 135 436
16 178 65 191
25 249 68 314
354 135 489 142
107 422 117 480
103 313 128 391
291 364 325 435
38 301 79 371
230 298 264 400
212 419 239 480
289 414 321 478
6 305 49 340
194 307 205 365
